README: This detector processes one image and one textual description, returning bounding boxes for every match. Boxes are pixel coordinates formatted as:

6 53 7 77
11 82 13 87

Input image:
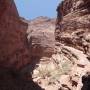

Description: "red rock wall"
0 0 30 70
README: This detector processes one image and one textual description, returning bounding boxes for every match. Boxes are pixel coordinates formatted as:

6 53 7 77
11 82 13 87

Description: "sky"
14 0 62 20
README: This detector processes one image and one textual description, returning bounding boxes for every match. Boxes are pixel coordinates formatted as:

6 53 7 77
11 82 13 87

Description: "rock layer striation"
55 0 90 90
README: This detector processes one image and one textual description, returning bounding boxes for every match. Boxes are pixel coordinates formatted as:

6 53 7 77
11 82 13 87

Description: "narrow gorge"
0 0 90 90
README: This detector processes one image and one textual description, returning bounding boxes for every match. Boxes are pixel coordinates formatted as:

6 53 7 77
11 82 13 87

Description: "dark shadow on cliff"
0 67 44 90
81 73 90 90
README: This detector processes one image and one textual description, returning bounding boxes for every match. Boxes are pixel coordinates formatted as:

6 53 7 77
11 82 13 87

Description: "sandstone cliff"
0 0 30 70
0 0 44 90
55 0 90 56
55 0 90 90
0 0 90 90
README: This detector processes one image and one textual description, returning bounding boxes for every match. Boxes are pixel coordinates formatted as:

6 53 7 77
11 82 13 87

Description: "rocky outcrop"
55 0 90 56
55 0 90 90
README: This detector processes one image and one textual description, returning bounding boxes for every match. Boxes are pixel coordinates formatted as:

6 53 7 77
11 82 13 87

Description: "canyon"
0 0 90 90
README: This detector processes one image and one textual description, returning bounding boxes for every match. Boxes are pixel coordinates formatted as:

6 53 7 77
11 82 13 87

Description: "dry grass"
33 56 72 85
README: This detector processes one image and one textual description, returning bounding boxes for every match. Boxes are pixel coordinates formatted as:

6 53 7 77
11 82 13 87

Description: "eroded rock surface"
1 0 90 90
24 0 90 90
27 16 55 58
55 0 90 90
55 0 90 56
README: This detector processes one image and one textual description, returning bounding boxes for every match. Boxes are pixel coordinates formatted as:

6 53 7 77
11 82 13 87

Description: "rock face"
27 17 75 90
55 0 90 56
1 0 90 90
26 17 61 89
0 0 30 70
0 1 44 90
55 0 90 90
27 17 55 58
